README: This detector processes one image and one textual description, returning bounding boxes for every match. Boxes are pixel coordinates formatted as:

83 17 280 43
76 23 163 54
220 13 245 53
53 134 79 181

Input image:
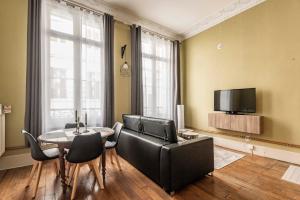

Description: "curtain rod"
57 0 104 16
141 27 177 42
56 0 179 42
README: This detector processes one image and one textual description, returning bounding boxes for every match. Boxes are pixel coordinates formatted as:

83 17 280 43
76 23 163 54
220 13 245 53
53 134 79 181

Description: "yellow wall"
0 1 131 148
183 0 300 145
114 21 131 122
0 0 28 148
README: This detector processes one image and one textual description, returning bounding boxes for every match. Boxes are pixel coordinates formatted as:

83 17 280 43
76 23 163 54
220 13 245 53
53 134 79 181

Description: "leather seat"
117 115 214 193
42 148 59 158
104 141 116 149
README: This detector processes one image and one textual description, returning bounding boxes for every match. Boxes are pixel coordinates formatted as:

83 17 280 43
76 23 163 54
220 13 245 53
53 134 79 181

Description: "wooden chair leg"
88 163 93 171
26 161 38 187
66 161 70 175
113 149 122 171
71 164 81 200
54 159 60 176
98 156 102 171
68 164 76 185
32 161 43 199
91 159 104 189
110 150 114 164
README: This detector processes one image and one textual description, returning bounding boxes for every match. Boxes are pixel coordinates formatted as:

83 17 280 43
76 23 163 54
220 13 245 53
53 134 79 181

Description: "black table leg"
102 147 106 186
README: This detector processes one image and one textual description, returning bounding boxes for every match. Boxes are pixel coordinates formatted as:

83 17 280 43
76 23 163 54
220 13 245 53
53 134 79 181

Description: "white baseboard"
213 136 300 165
0 136 299 170
0 153 33 170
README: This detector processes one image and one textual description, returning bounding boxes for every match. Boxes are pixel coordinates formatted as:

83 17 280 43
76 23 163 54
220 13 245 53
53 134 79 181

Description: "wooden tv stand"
208 113 263 134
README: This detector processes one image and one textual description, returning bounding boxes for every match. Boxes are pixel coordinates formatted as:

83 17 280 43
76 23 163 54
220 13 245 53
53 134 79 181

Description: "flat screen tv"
214 88 256 114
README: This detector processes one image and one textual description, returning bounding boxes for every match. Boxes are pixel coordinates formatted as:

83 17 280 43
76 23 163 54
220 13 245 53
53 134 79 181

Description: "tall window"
41 0 105 131
141 32 174 119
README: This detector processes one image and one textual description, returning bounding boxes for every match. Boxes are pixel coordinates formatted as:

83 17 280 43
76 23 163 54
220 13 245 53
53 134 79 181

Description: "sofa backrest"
122 114 178 143
122 115 142 132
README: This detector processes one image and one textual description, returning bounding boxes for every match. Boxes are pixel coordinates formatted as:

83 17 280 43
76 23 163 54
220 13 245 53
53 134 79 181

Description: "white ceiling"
82 0 266 40
103 0 235 34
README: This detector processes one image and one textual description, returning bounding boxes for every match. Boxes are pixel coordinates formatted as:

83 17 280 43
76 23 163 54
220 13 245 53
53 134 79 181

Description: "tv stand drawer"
208 113 262 134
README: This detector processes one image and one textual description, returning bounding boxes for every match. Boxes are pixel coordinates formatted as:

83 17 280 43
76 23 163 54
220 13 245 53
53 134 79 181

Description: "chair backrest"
22 130 48 161
112 122 123 144
65 122 85 129
66 132 103 163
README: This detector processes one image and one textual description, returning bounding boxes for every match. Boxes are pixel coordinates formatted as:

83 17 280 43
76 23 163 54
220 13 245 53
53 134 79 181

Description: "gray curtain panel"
25 0 42 143
103 14 115 127
172 40 181 126
130 25 143 115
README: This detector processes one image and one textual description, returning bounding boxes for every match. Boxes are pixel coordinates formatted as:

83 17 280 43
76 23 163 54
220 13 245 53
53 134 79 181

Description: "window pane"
142 36 152 55
82 14 102 42
156 40 169 58
49 37 74 118
156 61 170 118
81 44 102 109
142 58 154 117
141 32 172 119
42 0 105 131
81 43 104 125
50 11 73 34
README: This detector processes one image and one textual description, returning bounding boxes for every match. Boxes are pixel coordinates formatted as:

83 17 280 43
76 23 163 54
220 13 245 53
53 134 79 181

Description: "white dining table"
38 127 114 194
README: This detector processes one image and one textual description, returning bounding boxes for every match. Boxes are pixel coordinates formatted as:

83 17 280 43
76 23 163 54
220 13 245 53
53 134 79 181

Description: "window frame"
141 34 172 119
43 5 104 130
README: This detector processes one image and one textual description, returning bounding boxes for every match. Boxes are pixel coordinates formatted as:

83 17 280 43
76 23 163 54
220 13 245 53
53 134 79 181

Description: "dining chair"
66 132 104 200
105 122 123 170
64 122 85 180
22 130 60 199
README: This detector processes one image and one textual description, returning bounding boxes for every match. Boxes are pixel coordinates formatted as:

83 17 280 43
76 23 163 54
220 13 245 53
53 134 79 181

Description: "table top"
38 127 114 145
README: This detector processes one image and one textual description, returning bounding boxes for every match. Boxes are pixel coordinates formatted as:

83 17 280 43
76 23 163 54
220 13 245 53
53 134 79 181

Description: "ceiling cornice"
181 0 266 39
73 0 266 41
74 0 184 41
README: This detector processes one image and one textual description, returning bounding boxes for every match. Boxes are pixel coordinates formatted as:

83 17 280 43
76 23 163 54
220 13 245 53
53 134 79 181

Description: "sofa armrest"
160 137 214 192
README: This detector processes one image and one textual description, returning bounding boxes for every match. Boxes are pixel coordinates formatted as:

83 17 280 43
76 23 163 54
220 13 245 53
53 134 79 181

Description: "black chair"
64 122 84 176
22 130 59 199
65 122 85 129
105 122 123 170
66 132 104 200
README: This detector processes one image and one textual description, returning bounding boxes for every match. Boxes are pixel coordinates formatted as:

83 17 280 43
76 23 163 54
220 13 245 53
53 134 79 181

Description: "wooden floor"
0 150 300 200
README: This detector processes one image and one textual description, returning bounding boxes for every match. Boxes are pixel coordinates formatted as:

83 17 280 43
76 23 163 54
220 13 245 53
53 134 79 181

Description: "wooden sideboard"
208 113 263 134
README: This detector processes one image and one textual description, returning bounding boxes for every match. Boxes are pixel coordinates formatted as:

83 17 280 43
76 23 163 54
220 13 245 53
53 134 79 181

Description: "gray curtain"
172 40 181 126
103 14 115 127
131 25 143 115
25 0 42 142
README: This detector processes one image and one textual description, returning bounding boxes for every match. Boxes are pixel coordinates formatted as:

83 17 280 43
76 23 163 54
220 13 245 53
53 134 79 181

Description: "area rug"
281 165 300 185
214 147 245 169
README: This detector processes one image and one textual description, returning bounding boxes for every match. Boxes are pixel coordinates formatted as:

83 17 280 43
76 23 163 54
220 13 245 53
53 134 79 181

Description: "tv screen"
214 88 256 114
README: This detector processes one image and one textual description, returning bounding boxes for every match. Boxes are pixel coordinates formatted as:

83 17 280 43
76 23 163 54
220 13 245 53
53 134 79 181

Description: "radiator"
0 113 5 157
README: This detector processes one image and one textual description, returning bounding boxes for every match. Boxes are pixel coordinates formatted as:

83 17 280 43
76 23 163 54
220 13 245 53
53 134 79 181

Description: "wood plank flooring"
0 151 300 200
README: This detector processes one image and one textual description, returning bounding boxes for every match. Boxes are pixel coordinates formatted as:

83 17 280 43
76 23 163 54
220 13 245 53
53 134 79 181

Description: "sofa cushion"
141 117 178 143
122 114 142 132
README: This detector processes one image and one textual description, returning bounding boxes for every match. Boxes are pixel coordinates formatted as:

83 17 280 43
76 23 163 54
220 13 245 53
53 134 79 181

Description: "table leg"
102 147 106 186
58 146 67 193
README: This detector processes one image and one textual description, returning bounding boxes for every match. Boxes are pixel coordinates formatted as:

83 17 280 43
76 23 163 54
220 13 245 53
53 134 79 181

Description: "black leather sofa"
116 115 214 193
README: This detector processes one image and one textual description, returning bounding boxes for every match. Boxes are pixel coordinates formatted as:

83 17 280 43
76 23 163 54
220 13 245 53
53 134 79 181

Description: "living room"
0 0 300 199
